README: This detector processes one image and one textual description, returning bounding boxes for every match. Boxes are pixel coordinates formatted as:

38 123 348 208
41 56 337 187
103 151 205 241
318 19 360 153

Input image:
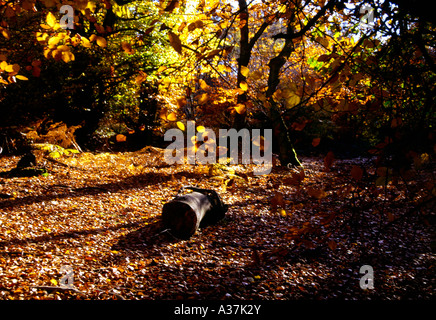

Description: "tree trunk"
233 0 250 129
266 25 302 167
270 103 302 167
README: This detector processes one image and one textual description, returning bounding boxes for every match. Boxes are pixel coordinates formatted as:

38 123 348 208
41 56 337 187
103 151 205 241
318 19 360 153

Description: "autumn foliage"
0 0 435 301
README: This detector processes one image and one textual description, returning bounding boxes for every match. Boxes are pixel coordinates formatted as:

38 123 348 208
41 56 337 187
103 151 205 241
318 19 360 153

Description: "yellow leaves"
234 103 246 115
168 31 182 55
95 36 107 48
46 12 57 28
157 108 177 122
219 20 230 29
15 75 29 81
57 45 70 52
249 70 263 80
0 61 26 81
36 32 49 43
239 81 248 91
240 66 250 78
199 79 209 90
1 28 10 40
157 66 167 73
176 121 185 131
50 279 58 286
81 37 92 48
48 36 61 47
285 94 300 109
197 93 209 105
0 61 8 71
272 86 300 108
61 51 75 63
216 64 228 73
5 63 20 73
167 112 177 121
42 11 61 30
86 34 107 47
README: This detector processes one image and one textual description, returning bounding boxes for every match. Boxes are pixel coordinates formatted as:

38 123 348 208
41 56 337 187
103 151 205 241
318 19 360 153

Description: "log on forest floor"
161 187 227 239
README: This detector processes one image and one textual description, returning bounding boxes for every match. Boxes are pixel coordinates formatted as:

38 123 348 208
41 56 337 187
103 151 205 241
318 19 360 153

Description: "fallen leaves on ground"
0 150 434 300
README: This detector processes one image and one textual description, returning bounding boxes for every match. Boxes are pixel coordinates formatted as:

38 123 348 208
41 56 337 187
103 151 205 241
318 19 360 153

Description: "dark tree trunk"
232 0 250 129
266 24 302 167
270 103 302 167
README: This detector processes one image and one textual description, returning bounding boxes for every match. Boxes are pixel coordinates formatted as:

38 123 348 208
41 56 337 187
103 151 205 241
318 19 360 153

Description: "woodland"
0 0 435 301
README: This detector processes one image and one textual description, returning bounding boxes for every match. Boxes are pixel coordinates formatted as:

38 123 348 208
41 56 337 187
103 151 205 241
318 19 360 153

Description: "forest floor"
0 147 434 300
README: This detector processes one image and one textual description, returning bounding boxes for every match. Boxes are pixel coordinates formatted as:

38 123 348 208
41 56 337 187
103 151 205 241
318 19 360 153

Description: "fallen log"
162 186 227 239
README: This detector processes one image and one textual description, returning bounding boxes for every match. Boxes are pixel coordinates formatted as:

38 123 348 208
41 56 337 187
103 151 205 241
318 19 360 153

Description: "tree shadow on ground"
0 170 206 210
0 220 147 249
110 219 176 252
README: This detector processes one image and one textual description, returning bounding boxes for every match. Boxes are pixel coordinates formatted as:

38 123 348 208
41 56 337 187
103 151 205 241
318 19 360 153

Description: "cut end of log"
162 202 199 239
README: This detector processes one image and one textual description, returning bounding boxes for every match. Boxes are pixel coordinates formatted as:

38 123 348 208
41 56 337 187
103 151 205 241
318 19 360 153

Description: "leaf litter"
0 150 434 300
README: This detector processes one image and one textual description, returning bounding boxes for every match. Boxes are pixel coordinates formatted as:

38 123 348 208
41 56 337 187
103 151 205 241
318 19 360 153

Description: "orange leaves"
121 41 135 54
283 168 305 187
317 54 331 62
316 36 329 48
306 187 327 200
0 27 10 40
0 147 431 299
291 119 309 131
168 31 182 55
116 134 127 142
312 138 321 147
81 37 92 48
269 191 286 213
164 0 180 12
323 151 335 172
4 63 19 73
187 20 204 32
95 36 107 48
135 71 147 84
351 165 364 181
